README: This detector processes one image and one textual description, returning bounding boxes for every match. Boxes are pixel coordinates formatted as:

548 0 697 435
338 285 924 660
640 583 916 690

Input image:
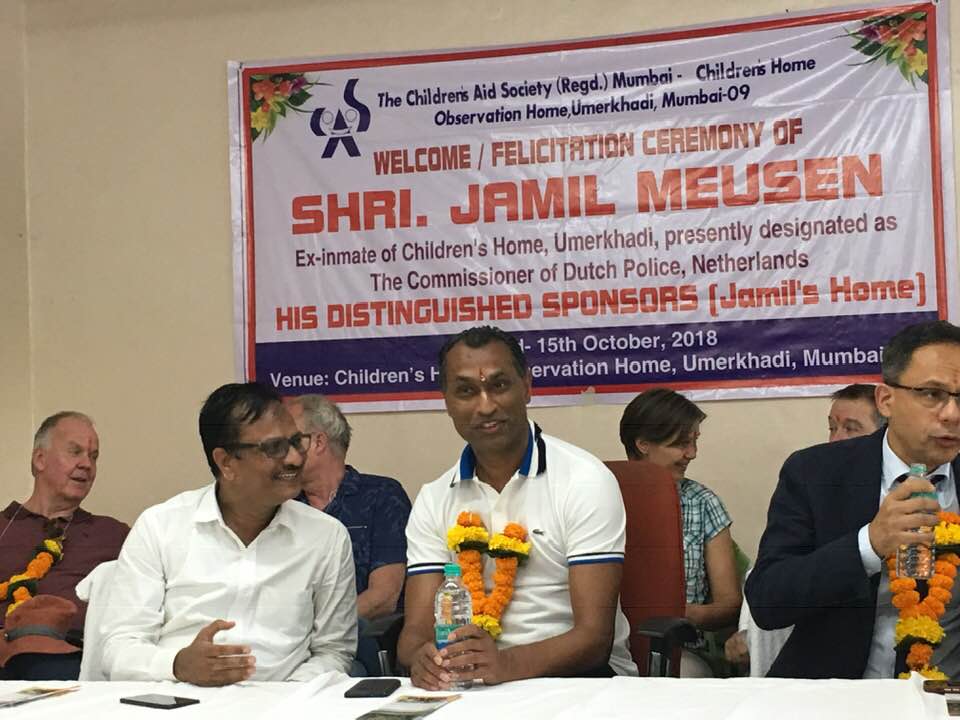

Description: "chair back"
75 560 117 681
605 460 686 675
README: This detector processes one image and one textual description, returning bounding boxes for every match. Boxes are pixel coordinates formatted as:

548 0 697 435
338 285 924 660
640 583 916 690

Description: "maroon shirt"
0 502 129 632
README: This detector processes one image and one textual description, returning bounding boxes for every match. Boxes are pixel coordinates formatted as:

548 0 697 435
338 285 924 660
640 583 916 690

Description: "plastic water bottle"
897 463 936 579
434 562 473 690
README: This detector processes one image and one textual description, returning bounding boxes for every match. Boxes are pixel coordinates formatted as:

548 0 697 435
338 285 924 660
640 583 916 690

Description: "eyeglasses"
886 381 960 410
224 432 312 459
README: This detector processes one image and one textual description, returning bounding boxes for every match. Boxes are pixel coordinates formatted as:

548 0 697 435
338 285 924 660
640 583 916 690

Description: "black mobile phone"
343 678 401 698
119 694 200 710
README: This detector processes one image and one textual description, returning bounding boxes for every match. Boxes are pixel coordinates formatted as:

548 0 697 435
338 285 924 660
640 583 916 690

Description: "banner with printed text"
229 2 956 410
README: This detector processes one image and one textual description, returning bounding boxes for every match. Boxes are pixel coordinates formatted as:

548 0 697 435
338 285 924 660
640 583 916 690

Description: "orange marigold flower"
938 511 960 525
901 605 924 619
922 597 947 618
916 603 939 620
502 523 528 541
929 586 952 604
0 582 7 600
907 641 934 669
935 561 958 578
890 578 917 593
893 590 921 609
939 553 960 566
887 556 898 570
11 587 30 602
929 574 955 590
457 511 484 528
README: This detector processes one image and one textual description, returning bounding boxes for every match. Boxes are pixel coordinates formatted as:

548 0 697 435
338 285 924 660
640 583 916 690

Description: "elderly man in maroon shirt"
0 411 128 679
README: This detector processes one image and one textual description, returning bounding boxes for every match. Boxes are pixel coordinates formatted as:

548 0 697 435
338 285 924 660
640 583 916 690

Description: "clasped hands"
410 624 506 690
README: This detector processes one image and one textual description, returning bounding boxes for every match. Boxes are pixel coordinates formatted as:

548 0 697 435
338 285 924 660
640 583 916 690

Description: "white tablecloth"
0 673 949 719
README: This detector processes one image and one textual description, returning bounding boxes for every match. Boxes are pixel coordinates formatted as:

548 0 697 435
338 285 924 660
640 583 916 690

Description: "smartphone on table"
119 694 200 709
344 678 402 698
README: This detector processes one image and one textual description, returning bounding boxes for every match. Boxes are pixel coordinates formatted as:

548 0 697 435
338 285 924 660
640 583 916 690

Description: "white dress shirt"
857 432 956 678
101 484 357 681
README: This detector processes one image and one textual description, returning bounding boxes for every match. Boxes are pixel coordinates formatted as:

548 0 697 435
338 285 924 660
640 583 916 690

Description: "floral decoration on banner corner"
447 511 531 639
847 12 928 86
249 72 326 143
889 511 960 680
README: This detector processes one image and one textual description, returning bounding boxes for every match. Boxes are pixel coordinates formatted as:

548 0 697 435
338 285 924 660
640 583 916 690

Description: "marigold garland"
889 512 960 679
0 536 64 615
446 511 531 639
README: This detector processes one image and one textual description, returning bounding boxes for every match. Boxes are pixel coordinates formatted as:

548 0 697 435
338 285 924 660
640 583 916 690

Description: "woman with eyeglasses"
619 387 743 677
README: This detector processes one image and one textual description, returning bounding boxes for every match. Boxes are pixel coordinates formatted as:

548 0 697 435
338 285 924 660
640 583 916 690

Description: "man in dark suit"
746 320 960 678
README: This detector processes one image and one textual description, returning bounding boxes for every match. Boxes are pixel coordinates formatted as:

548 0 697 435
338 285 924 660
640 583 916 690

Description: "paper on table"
0 685 80 709
356 694 461 719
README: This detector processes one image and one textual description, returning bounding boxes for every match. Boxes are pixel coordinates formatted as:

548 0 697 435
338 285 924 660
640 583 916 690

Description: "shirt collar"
881 429 954 493
339 466 361 496
195 483 295 532
3 501 90 522
452 421 546 486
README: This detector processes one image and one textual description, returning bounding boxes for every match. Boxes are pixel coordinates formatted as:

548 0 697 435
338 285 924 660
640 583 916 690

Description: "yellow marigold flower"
447 525 489 551
8 573 31 584
934 521 960 546
473 613 502 639
488 533 532 557
895 616 945 645
42 539 63 559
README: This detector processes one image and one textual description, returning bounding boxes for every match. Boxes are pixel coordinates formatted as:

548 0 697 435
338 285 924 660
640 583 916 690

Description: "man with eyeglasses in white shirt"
747 319 960 678
101 382 357 685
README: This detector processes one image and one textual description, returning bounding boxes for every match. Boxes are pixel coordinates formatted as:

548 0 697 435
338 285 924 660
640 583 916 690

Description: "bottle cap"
443 563 462 576
910 463 928 476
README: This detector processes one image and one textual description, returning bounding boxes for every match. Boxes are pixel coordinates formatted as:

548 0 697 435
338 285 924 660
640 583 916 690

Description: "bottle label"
435 623 458 649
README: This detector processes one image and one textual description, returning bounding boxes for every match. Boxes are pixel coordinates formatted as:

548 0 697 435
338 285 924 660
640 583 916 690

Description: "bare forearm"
398 623 434 669
686 599 741 631
497 625 614 681
357 588 398 620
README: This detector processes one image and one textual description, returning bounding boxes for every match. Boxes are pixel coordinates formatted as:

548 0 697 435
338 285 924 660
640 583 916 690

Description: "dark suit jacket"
745 429 960 678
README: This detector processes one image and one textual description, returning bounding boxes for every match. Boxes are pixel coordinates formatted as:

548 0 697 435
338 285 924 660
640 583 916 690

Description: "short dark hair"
831 383 885 428
830 383 876 403
882 320 960 384
437 326 527 391
619 388 706 459
199 382 282 478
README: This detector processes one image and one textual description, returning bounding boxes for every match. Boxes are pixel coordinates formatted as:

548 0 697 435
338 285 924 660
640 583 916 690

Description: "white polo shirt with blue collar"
406 421 638 676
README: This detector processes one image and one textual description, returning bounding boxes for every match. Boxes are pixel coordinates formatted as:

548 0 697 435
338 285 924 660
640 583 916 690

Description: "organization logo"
310 79 371 158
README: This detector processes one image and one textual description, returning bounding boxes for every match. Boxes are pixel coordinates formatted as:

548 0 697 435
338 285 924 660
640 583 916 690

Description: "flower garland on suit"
446 511 531 639
0 537 64 615
889 510 960 679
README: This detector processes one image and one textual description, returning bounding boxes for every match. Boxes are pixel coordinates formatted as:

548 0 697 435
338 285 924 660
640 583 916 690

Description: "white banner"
229 2 956 410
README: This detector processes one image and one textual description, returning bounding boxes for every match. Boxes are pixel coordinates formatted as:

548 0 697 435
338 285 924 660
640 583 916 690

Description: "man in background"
829 383 885 442
0 411 128 680
285 394 411 621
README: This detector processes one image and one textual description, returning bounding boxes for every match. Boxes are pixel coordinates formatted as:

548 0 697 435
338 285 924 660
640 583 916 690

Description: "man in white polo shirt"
398 326 637 689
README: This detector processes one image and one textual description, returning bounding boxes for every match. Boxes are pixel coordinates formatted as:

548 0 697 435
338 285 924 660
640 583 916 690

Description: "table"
0 673 949 719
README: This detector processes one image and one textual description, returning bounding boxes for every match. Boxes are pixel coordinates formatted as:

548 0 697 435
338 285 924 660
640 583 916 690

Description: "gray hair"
33 411 95 450
294 395 351 456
